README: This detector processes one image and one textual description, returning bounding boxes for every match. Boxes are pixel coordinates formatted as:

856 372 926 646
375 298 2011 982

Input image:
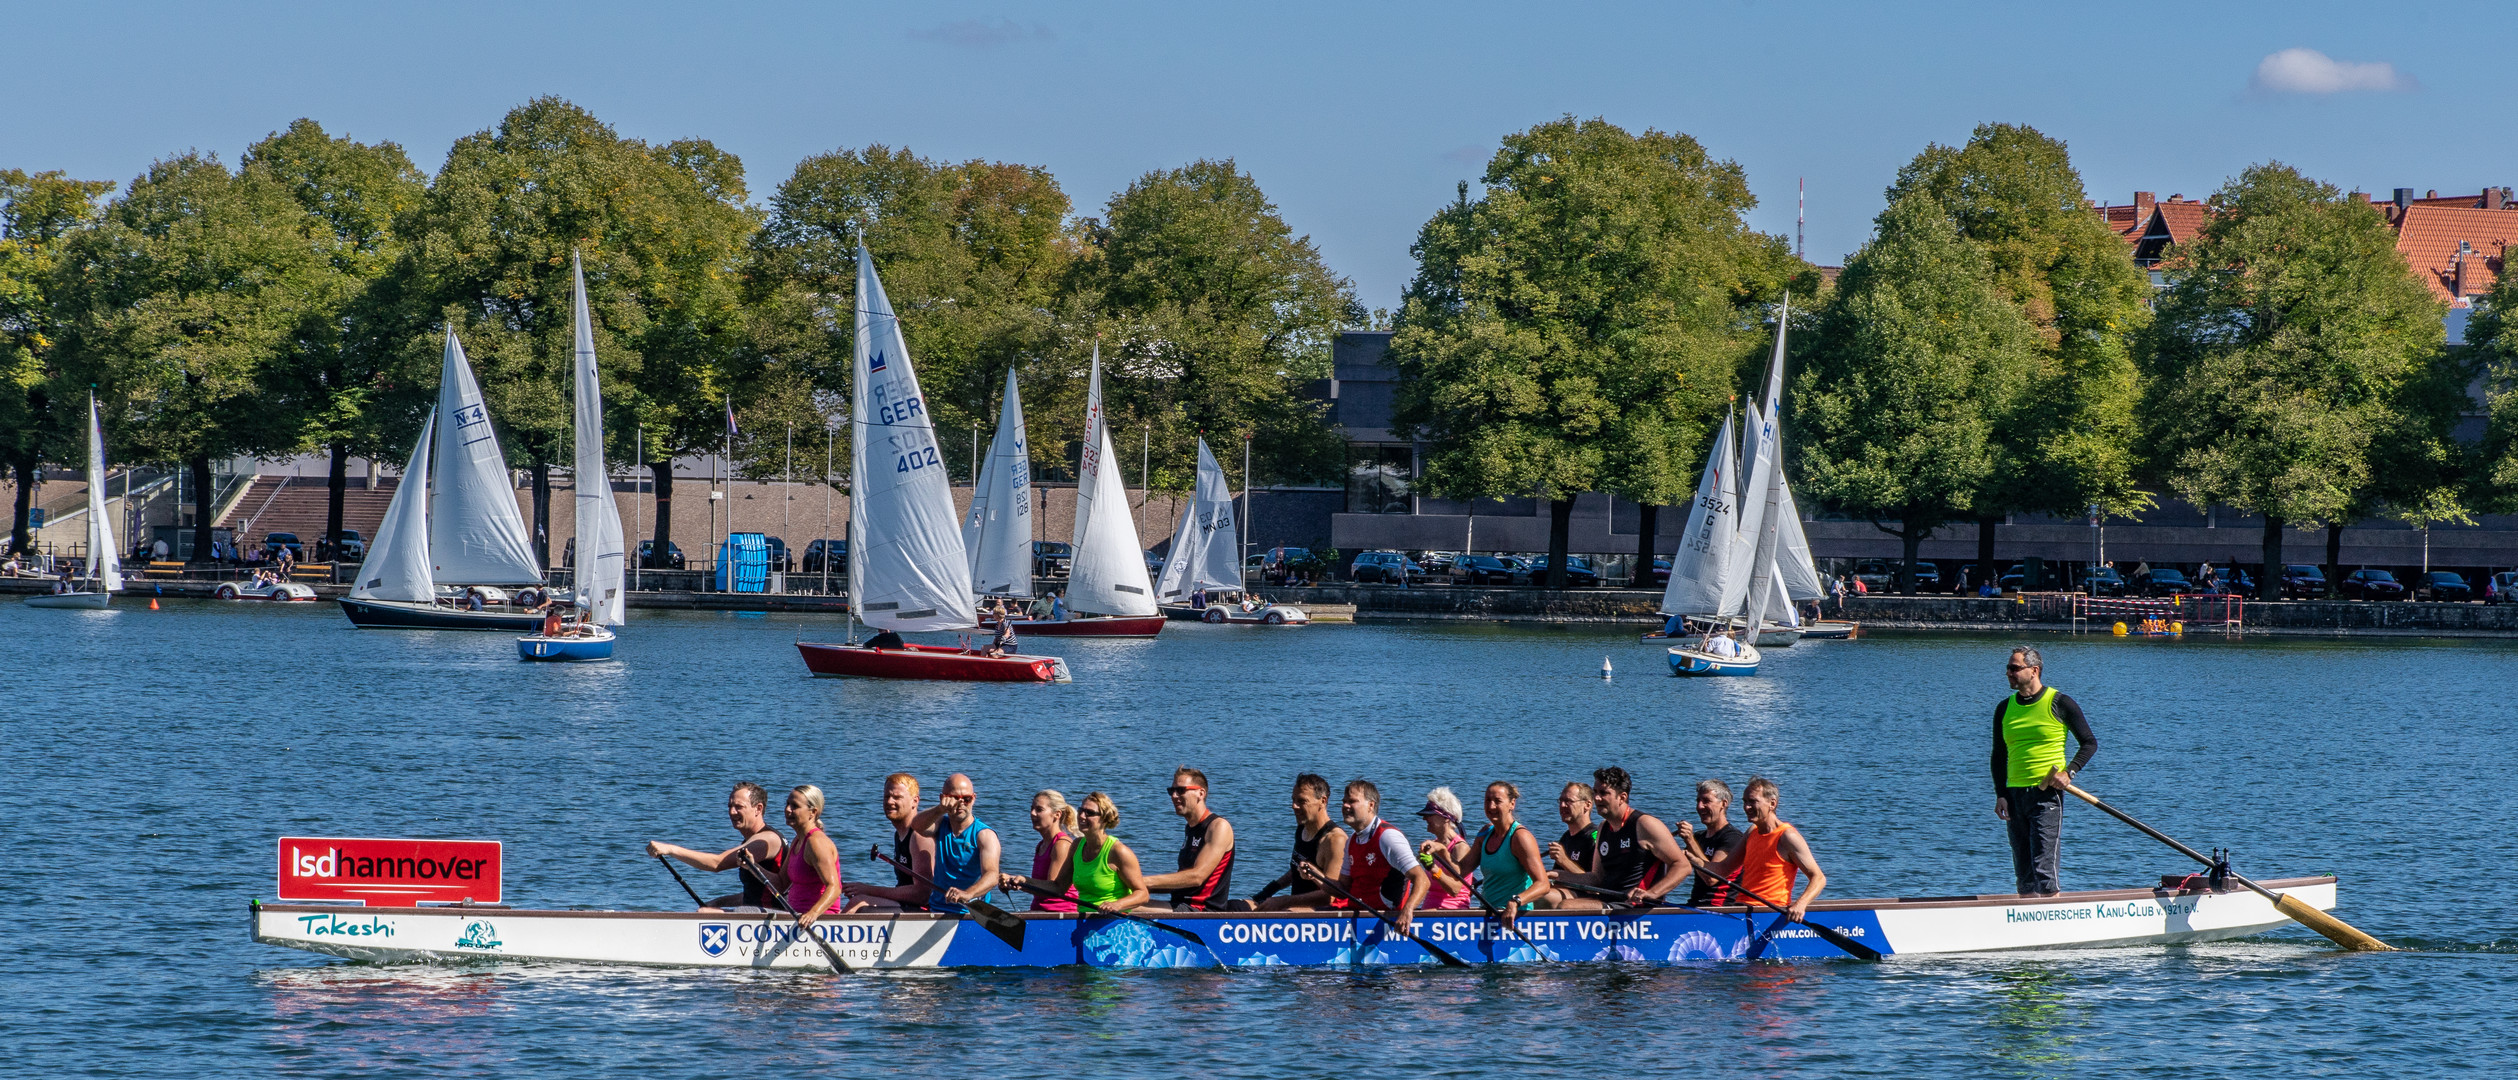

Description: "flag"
725 399 738 438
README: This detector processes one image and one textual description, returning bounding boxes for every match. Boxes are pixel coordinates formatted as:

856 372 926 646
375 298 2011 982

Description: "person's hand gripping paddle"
736 849 855 972
863 846 1028 951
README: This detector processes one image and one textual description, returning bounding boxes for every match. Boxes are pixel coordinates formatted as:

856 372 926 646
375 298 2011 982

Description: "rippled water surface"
6 601 2514 1077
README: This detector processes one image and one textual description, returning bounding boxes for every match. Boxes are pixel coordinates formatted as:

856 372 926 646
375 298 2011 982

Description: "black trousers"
2002 785 2064 895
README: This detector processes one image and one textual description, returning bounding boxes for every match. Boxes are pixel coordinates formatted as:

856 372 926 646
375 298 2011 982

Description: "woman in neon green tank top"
1470 782 1554 932
1003 791 1151 913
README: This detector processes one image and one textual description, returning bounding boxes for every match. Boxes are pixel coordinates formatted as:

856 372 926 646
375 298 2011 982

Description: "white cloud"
909 19 1054 48
2249 48 2415 94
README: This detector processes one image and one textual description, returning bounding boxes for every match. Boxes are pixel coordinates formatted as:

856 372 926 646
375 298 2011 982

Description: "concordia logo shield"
699 923 731 957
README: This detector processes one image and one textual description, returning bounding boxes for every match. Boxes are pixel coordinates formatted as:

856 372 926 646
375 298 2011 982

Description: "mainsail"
1659 407 1737 617
963 368 1034 598
848 246 975 633
1065 347 1157 616
82 394 122 592
351 416 436 603
1155 437 1243 600
428 331 543 585
570 253 627 626
1735 295 1825 605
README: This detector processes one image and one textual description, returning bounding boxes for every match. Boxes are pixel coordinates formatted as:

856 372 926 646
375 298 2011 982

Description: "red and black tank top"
1170 812 1236 911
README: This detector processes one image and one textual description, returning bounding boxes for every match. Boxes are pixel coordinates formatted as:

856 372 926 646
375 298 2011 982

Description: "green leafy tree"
752 145 1075 487
51 153 334 560
1886 124 2151 589
1080 159 1356 494
1 170 112 555
1390 118 1799 587
2459 265 2518 517
387 98 760 567
1793 193 2043 593
241 119 429 558
2139 163 2446 601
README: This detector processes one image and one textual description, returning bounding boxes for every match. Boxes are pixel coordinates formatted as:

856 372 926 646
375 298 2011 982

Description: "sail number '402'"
898 446 940 473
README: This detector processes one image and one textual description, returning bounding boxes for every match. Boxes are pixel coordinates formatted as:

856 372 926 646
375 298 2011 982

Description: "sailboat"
24 394 124 609
1671 302 1805 676
519 253 624 661
795 248 1071 682
1657 300 1806 651
1010 345 1165 637
339 329 552 630
1157 438 1305 624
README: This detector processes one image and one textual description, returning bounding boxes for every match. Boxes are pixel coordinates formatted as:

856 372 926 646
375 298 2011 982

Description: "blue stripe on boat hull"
926 908 1886 967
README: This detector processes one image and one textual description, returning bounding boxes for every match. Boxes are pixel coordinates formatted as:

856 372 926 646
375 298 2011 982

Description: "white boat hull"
1670 640 1762 676
252 877 2341 969
23 591 111 609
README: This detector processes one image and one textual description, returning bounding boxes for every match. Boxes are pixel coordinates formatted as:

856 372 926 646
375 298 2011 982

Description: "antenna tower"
1796 177 1805 260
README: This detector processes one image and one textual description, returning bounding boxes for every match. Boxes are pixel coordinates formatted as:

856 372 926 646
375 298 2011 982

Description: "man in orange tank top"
1734 777 1828 921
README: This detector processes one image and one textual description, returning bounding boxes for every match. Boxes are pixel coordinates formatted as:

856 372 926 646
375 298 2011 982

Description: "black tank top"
891 827 928 910
1596 810 1656 893
1171 813 1235 910
1293 821 1341 869
737 835 784 908
1555 824 1598 874
1687 822 1745 907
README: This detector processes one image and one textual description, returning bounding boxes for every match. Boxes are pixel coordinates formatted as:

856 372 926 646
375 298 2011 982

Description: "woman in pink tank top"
1026 790 1081 912
1415 788 1478 910
783 785 842 923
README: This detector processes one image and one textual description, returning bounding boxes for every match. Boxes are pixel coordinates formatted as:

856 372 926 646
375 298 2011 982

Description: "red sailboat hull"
795 642 1068 682
976 614 1166 638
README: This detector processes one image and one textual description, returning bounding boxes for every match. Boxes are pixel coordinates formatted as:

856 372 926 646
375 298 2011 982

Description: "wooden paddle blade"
966 899 1027 951
1802 919 1883 961
2273 893 2393 952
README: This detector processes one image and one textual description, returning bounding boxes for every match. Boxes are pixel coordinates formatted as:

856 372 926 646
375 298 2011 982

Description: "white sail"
963 368 1034 598
83 394 121 592
1659 407 1737 616
428 330 544 585
1156 438 1243 600
570 254 627 626
850 246 975 633
1737 424 1787 634
1066 348 1158 616
1722 300 1792 616
351 416 436 603
1775 480 1825 604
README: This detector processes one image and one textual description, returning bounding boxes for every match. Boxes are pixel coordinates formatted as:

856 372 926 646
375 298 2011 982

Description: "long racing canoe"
252 875 2340 969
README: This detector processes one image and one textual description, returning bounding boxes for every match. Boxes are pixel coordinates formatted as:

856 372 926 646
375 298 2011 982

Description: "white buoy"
1602 655 1613 679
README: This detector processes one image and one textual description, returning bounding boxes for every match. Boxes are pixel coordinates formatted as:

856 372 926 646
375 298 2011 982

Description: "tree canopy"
1 169 113 553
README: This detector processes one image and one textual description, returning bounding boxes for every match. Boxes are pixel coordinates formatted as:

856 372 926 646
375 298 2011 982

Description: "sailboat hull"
340 597 544 631
797 642 1069 682
23 592 111 609
1668 642 1762 676
978 614 1165 638
1799 621 1859 640
1677 616 1804 647
518 629 616 661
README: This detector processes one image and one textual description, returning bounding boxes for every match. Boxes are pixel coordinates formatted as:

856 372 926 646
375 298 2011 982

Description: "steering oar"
2062 782 2391 951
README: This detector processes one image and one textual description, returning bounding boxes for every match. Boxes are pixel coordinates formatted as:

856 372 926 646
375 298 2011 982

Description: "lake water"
5 601 2514 1076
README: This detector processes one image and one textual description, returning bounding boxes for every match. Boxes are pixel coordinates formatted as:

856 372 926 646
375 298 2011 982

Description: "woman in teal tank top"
1471 782 1555 931
1003 791 1151 913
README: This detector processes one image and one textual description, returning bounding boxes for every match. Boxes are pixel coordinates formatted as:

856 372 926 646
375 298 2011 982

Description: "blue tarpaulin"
719 532 769 593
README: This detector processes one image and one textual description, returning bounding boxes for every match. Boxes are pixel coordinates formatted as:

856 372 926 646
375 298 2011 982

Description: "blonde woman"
1003 791 1149 913
1025 790 1081 912
782 785 843 927
1414 786 1476 910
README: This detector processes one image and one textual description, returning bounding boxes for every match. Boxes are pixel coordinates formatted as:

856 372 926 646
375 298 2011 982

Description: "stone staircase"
220 475 400 549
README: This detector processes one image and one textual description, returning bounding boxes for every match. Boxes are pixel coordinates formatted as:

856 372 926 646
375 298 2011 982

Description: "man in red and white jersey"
1301 779 1430 936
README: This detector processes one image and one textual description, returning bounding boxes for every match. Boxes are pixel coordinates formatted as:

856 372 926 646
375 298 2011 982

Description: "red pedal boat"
796 642 1071 682
976 613 1166 638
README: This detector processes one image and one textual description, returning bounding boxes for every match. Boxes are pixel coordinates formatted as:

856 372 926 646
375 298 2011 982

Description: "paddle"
736 849 855 973
2061 782 2392 952
1561 868 1882 961
864 846 1028 951
1304 873 1471 968
655 854 708 907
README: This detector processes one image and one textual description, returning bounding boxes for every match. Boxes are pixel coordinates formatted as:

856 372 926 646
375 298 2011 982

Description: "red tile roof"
2394 205 2518 302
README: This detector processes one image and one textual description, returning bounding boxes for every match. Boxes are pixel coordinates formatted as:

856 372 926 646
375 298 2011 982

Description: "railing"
2070 593 2245 634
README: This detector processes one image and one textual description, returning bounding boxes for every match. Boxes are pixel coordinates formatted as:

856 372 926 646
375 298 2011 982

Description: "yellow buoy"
2111 621 2128 636
2170 621 2184 635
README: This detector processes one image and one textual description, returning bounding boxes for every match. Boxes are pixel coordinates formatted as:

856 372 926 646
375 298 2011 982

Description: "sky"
11 1 2510 309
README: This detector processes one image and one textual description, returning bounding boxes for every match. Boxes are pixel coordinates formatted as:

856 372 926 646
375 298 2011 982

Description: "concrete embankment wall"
1254 585 2518 637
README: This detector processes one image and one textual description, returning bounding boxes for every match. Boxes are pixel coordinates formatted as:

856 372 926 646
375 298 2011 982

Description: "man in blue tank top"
908 773 1002 913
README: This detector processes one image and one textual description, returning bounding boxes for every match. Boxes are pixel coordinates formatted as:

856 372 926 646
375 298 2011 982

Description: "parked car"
2199 569 2256 598
2280 564 2327 599
1955 563 2015 593
760 536 791 573
638 540 686 570
1518 555 1602 588
1417 551 1460 575
1032 541 1072 579
801 539 847 575
2339 568 2406 601
1637 558 1671 588
1260 547 1313 583
1452 554 1519 586
1351 550 1423 584
2418 571 2473 602
1852 560 1895 591
2489 571 2518 605
2137 568 2192 597
322 529 365 561
2080 567 2127 596
262 532 305 560
1144 548 1168 577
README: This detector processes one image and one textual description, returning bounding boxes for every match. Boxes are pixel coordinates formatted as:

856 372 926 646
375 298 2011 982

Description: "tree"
1793 193 2043 593
241 119 429 559
1885 124 2151 589
1080 159 1357 493
2465 265 2518 515
752 145 1075 487
1 169 112 555
2139 163 2446 601
51 153 333 560
1390 118 1799 587
388 98 759 568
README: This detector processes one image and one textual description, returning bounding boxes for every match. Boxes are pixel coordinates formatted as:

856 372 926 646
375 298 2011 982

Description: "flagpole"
823 421 833 596
633 424 643 593
719 395 730 593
